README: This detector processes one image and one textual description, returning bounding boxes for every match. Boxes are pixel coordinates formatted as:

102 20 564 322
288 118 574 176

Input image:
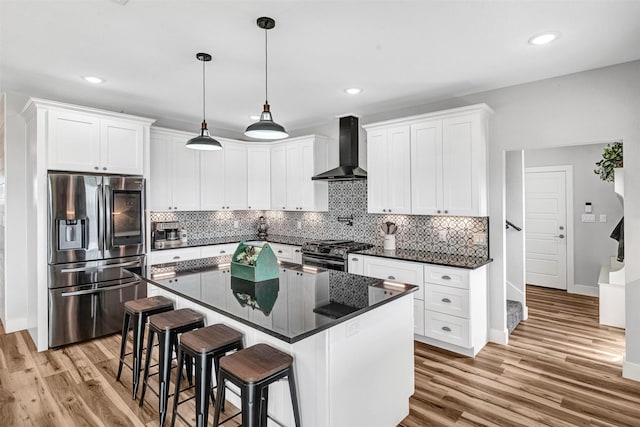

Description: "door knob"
555 234 565 239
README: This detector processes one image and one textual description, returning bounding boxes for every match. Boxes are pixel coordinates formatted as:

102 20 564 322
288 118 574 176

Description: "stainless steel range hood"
312 116 367 181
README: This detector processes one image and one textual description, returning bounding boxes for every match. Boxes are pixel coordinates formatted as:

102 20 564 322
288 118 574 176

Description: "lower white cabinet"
268 243 302 264
201 243 238 258
148 247 202 264
358 254 487 356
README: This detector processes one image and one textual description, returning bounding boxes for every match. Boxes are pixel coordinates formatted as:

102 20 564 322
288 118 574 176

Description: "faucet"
337 214 354 226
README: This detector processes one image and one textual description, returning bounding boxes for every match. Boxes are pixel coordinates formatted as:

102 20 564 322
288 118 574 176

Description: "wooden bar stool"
116 295 175 399
139 308 205 427
212 343 301 427
170 324 244 427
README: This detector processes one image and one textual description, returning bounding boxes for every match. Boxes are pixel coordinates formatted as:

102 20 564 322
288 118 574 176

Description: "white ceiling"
2 0 640 136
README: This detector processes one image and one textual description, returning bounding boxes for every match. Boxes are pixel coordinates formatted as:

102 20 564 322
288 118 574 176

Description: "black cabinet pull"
442 326 451 332
442 275 451 280
388 275 395 280
442 298 451 303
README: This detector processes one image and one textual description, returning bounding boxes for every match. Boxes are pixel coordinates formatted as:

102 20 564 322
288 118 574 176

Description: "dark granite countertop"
151 234 304 251
351 246 492 269
134 261 417 344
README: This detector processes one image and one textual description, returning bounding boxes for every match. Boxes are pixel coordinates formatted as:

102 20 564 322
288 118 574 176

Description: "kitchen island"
134 260 417 427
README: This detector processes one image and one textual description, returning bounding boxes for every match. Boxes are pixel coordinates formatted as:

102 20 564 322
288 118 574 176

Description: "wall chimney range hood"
312 116 367 181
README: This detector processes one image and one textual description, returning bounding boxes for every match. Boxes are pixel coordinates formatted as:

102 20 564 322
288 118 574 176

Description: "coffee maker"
152 221 182 249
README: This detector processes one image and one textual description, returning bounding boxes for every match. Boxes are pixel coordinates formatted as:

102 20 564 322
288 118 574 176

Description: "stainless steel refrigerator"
48 173 147 348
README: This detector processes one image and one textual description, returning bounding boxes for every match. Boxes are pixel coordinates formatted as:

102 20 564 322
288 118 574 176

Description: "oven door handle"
60 280 140 297
302 255 345 267
60 260 141 273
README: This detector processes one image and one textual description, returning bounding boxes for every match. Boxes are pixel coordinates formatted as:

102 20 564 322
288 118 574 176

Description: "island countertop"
134 261 417 344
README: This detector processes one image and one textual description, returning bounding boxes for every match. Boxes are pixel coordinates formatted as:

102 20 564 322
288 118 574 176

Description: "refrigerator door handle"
60 260 142 273
97 181 105 254
60 280 141 297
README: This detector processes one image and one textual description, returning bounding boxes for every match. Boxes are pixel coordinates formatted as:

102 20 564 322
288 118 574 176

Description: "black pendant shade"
245 17 288 140
186 52 222 150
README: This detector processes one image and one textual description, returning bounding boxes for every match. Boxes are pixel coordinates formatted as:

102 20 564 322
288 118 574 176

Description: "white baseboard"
623 357 640 382
489 328 509 345
570 283 599 297
4 316 28 333
523 305 529 320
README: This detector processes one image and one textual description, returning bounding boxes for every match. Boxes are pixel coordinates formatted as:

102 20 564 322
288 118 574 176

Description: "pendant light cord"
264 26 268 104
202 56 206 122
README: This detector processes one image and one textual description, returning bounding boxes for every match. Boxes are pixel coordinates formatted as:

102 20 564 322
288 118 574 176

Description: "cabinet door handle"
382 209 387 212
173 256 180 260
103 167 107 171
441 298 451 303
278 250 283 254
389 209 392 213
444 210 448 214
442 275 451 280
352 257 358 261
437 210 441 214
248 206 251 209
388 275 395 280
174 206 178 210
295 249 300 253
220 250 225 254
283 206 286 209
94 166 99 170
442 326 452 332
168 207 172 210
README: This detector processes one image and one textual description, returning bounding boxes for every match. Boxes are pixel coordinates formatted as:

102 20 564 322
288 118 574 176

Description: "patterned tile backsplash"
150 180 489 257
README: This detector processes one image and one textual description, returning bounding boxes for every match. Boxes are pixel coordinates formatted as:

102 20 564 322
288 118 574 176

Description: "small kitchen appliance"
152 221 183 249
301 240 373 272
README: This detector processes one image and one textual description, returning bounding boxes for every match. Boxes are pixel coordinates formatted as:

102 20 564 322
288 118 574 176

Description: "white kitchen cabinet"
361 256 424 300
43 102 151 175
148 247 202 264
201 139 247 210
366 126 412 214
150 127 200 211
421 264 487 356
201 243 239 258
247 145 271 210
270 135 331 211
364 104 492 216
269 243 301 263
348 255 364 275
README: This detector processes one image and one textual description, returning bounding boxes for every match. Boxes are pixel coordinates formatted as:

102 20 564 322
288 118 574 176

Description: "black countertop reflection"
134 261 417 343
352 247 492 269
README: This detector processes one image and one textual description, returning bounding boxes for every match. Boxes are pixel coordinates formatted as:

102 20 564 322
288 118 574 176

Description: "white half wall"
505 150 525 306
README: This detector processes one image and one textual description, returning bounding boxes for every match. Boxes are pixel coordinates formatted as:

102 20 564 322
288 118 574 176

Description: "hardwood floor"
400 285 640 427
1 285 638 426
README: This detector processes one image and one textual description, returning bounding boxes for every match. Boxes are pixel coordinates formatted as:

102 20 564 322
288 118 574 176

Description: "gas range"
301 240 373 272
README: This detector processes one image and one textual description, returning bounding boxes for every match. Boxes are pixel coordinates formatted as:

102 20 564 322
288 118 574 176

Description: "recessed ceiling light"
528 32 559 46
83 76 104 84
345 88 362 95
249 115 260 120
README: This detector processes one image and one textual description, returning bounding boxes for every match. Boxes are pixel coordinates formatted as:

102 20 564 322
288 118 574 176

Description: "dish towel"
610 216 624 262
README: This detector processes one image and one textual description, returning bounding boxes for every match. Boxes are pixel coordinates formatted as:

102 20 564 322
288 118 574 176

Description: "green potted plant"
594 142 623 182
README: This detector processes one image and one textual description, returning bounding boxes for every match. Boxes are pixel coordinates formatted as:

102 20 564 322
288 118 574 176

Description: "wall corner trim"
623 357 640 382
489 328 509 345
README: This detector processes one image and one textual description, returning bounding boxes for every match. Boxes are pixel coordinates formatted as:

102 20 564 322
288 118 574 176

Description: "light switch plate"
581 214 596 223
472 233 487 245
438 230 448 241
600 214 607 223
233 220 239 229
297 220 302 230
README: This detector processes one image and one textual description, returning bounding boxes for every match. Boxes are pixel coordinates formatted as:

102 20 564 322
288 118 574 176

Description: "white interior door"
525 169 568 290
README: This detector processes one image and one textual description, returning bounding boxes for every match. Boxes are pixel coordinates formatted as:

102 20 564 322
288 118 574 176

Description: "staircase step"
507 299 523 334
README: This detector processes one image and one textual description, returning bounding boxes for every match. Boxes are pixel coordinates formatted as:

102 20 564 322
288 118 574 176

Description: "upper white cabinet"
246 145 271 210
24 99 153 175
201 139 248 210
366 126 412 214
150 127 200 211
270 135 331 212
364 104 492 216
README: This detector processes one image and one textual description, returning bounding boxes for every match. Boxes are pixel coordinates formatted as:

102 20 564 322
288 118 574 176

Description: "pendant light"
186 52 223 150
245 17 289 140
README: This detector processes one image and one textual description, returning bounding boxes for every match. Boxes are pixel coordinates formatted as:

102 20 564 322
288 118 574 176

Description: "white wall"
525 144 623 291
505 150 525 308
297 60 640 379
1 92 30 332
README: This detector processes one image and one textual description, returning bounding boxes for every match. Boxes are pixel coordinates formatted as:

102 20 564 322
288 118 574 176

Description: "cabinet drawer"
425 284 470 318
414 299 425 336
201 243 239 258
269 243 294 262
362 256 424 300
424 265 469 289
424 310 470 348
149 247 201 265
